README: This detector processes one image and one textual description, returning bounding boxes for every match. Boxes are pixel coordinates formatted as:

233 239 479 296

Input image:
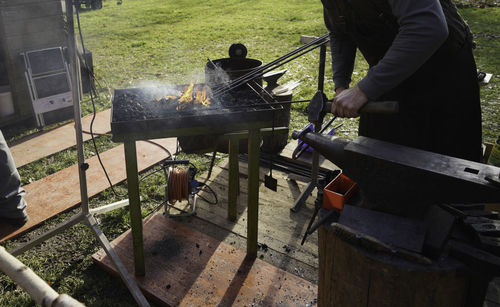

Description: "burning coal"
155 81 212 110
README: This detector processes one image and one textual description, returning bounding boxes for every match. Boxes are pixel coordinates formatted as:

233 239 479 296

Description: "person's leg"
0 130 28 226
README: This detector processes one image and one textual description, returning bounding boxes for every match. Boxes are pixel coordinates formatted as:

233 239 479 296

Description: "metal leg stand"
247 129 261 257
228 136 239 222
124 141 145 276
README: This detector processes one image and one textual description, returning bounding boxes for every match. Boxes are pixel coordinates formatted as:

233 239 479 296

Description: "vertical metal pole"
124 141 145 276
318 44 326 92
290 42 328 213
228 136 239 222
247 129 260 257
64 0 90 214
312 43 328 182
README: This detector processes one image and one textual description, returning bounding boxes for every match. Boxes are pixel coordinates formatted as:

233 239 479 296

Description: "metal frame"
9 1 150 306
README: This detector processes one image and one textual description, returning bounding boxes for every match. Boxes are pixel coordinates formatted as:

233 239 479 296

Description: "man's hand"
331 85 368 118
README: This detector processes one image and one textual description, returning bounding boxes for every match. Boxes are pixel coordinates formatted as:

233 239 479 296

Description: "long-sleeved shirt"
325 0 449 100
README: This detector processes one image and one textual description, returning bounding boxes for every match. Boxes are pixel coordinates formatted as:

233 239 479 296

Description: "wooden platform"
93 212 318 306
10 109 111 167
0 137 176 242
170 158 322 272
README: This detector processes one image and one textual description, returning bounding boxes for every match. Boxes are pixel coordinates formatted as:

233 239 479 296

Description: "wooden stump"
318 225 470 307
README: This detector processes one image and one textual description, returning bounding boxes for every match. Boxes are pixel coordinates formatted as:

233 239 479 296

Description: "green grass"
1 0 499 306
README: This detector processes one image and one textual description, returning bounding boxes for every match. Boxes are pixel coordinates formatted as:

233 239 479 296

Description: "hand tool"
307 90 399 127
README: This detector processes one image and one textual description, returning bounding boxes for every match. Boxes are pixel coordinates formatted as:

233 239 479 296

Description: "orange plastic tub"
322 173 358 211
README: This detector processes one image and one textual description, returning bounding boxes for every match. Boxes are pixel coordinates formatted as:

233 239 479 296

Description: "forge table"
111 93 283 275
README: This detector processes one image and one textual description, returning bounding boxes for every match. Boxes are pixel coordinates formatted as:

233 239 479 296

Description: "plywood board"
10 109 111 167
0 138 176 242
93 212 318 306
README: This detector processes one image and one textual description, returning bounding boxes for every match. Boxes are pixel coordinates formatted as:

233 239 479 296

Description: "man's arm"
357 0 449 100
323 8 357 92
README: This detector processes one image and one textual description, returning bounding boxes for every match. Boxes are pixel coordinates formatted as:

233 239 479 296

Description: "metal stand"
291 43 327 212
9 1 150 306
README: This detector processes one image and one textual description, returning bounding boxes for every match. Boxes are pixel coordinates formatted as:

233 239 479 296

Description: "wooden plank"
0 138 176 242
10 109 112 167
92 212 318 306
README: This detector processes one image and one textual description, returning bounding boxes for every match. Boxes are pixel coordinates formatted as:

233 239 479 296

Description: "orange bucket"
322 173 358 211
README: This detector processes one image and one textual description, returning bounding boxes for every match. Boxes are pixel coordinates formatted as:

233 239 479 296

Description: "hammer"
307 90 399 126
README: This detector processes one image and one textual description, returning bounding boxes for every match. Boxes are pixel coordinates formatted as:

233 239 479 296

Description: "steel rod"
10 212 85 256
212 34 329 96
213 41 326 96
214 33 328 92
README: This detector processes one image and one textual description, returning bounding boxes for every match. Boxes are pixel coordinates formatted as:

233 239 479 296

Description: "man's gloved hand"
331 85 368 118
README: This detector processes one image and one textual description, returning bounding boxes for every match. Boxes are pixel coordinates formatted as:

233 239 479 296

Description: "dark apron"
323 0 483 162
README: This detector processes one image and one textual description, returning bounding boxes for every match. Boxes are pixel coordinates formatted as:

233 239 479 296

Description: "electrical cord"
76 4 218 209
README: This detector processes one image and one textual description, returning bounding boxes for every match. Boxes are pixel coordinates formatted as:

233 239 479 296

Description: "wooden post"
318 225 470 307
247 129 260 257
228 135 239 222
124 141 145 276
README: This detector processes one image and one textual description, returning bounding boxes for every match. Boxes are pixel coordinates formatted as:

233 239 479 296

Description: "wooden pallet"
93 212 318 306
10 109 111 167
0 137 176 242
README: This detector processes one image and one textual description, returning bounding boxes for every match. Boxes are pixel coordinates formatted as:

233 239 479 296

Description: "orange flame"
156 81 212 110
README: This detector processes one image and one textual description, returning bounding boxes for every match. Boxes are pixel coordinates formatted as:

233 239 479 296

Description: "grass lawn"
1 0 499 306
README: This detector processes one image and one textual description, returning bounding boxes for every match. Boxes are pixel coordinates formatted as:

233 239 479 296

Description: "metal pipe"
0 246 85 307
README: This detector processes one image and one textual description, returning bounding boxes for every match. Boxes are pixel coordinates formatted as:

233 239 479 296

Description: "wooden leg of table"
228 136 239 222
123 141 145 276
247 129 260 257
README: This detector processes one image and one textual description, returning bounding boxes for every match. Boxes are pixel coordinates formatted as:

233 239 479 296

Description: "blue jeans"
0 130 27 219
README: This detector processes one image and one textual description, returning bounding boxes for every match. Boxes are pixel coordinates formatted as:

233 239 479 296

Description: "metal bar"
86 215 150 307
228 136 239 222
290 181 316 213
318 44 327 92
89 199 130 215
212 34 329 95
247 129 261 257
124 141 145 276
9 212 85 256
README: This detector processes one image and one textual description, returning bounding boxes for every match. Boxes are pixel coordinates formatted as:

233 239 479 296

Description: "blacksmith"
323 0 482 162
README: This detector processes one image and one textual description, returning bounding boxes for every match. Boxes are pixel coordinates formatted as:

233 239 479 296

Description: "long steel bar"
213 41 327 97
212 33 328 94
10 213 85 256
212 35 329 96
